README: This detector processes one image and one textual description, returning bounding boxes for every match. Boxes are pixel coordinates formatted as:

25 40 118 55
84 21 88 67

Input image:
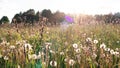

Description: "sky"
0 0 120 20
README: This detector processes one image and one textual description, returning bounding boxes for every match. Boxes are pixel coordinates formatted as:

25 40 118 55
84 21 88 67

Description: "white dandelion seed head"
100 43 106 49
72 43 78 49
50 60 57 67
93 40 98 44
75 48 81 53
69 59 75 66
60 51 64 55
110 49 114 55
4 56 9 60
86 37 92 42
9 45 15 49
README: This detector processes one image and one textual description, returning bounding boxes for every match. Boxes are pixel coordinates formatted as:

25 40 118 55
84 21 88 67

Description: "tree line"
0 9 65 26
1 9 120 25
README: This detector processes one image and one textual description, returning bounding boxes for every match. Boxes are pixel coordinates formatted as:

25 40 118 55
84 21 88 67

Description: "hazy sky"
0 0 120 20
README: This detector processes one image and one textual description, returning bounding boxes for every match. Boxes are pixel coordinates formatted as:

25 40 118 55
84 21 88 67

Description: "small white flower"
24 43 33 51
60 52 64 55
69 59 75 66
9 45 15 49
50 50 55 54
114 51 119 55
50 60 57 67
100 43 106 49
18 65 20 68
4 56 9 60
72 43 78 49
104 48 110 51
75 48 81 53
86 37 92 42
93 40 98 44
110 49 114 55
117 41 119 43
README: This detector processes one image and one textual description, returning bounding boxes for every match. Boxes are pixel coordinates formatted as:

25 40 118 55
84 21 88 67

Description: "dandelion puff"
86 37 92 42
110 49 114 55
4 56 9 60
60 52 64 55
75 48 81 53
100 43 106 49
50 60 57 67
72 43 78 49
9 45 15 49
93 40 98 44
69 59 75 66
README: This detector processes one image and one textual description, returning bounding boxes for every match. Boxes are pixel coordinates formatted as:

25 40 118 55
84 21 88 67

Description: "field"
0 23 120 68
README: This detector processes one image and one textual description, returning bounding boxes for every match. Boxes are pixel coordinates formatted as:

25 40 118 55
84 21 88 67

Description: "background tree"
0 16 9 24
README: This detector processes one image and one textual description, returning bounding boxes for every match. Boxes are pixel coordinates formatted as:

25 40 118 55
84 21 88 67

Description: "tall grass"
0 23 120 68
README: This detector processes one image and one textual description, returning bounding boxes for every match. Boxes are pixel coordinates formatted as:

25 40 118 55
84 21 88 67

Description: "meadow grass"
0 23 120 68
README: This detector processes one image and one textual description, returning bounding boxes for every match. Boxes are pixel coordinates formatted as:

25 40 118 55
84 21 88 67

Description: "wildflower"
86 37 92 42
18 65 20 68
114 51 119 55
69 59 75 66
93 40 98 44
50 60 57 67
28 54 37 60
72 43 78 49
60 51 64 55
64 57 69 62
50 50 55 54
116 41 119 43
4 56 9 60
104 48 110 51
24 43 33 50
100 43 106 49
75 48 81 53
9 45 15 49
92 53 97 59
110 49 114 55
45 42 52 49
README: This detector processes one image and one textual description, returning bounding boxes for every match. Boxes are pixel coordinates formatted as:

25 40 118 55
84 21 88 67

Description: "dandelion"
50 50 55 54
100 43 106 49
50 60 57 67
4 56 9 60
104 48 110 51
24 43 33 50
18 65 20 68
110 49 114 55
75 48 81 53
72 43 78 49
86 37 92 42
60 51 64 55
9 45 15 49
93 39 98 44
69 59 75 66
45 42 52 49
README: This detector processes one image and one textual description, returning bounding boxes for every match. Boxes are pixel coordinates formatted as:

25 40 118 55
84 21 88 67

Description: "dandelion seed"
60 52 64 55
4 56 9 60
72 43 78 49
50 50 55 54
69 59 75 66
100 43 106 49
9 45 15 49
18 65 20 68
110 49 114 55
75 48 81 53
86 37 92 42
50 60 57 67
93 40 98 44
